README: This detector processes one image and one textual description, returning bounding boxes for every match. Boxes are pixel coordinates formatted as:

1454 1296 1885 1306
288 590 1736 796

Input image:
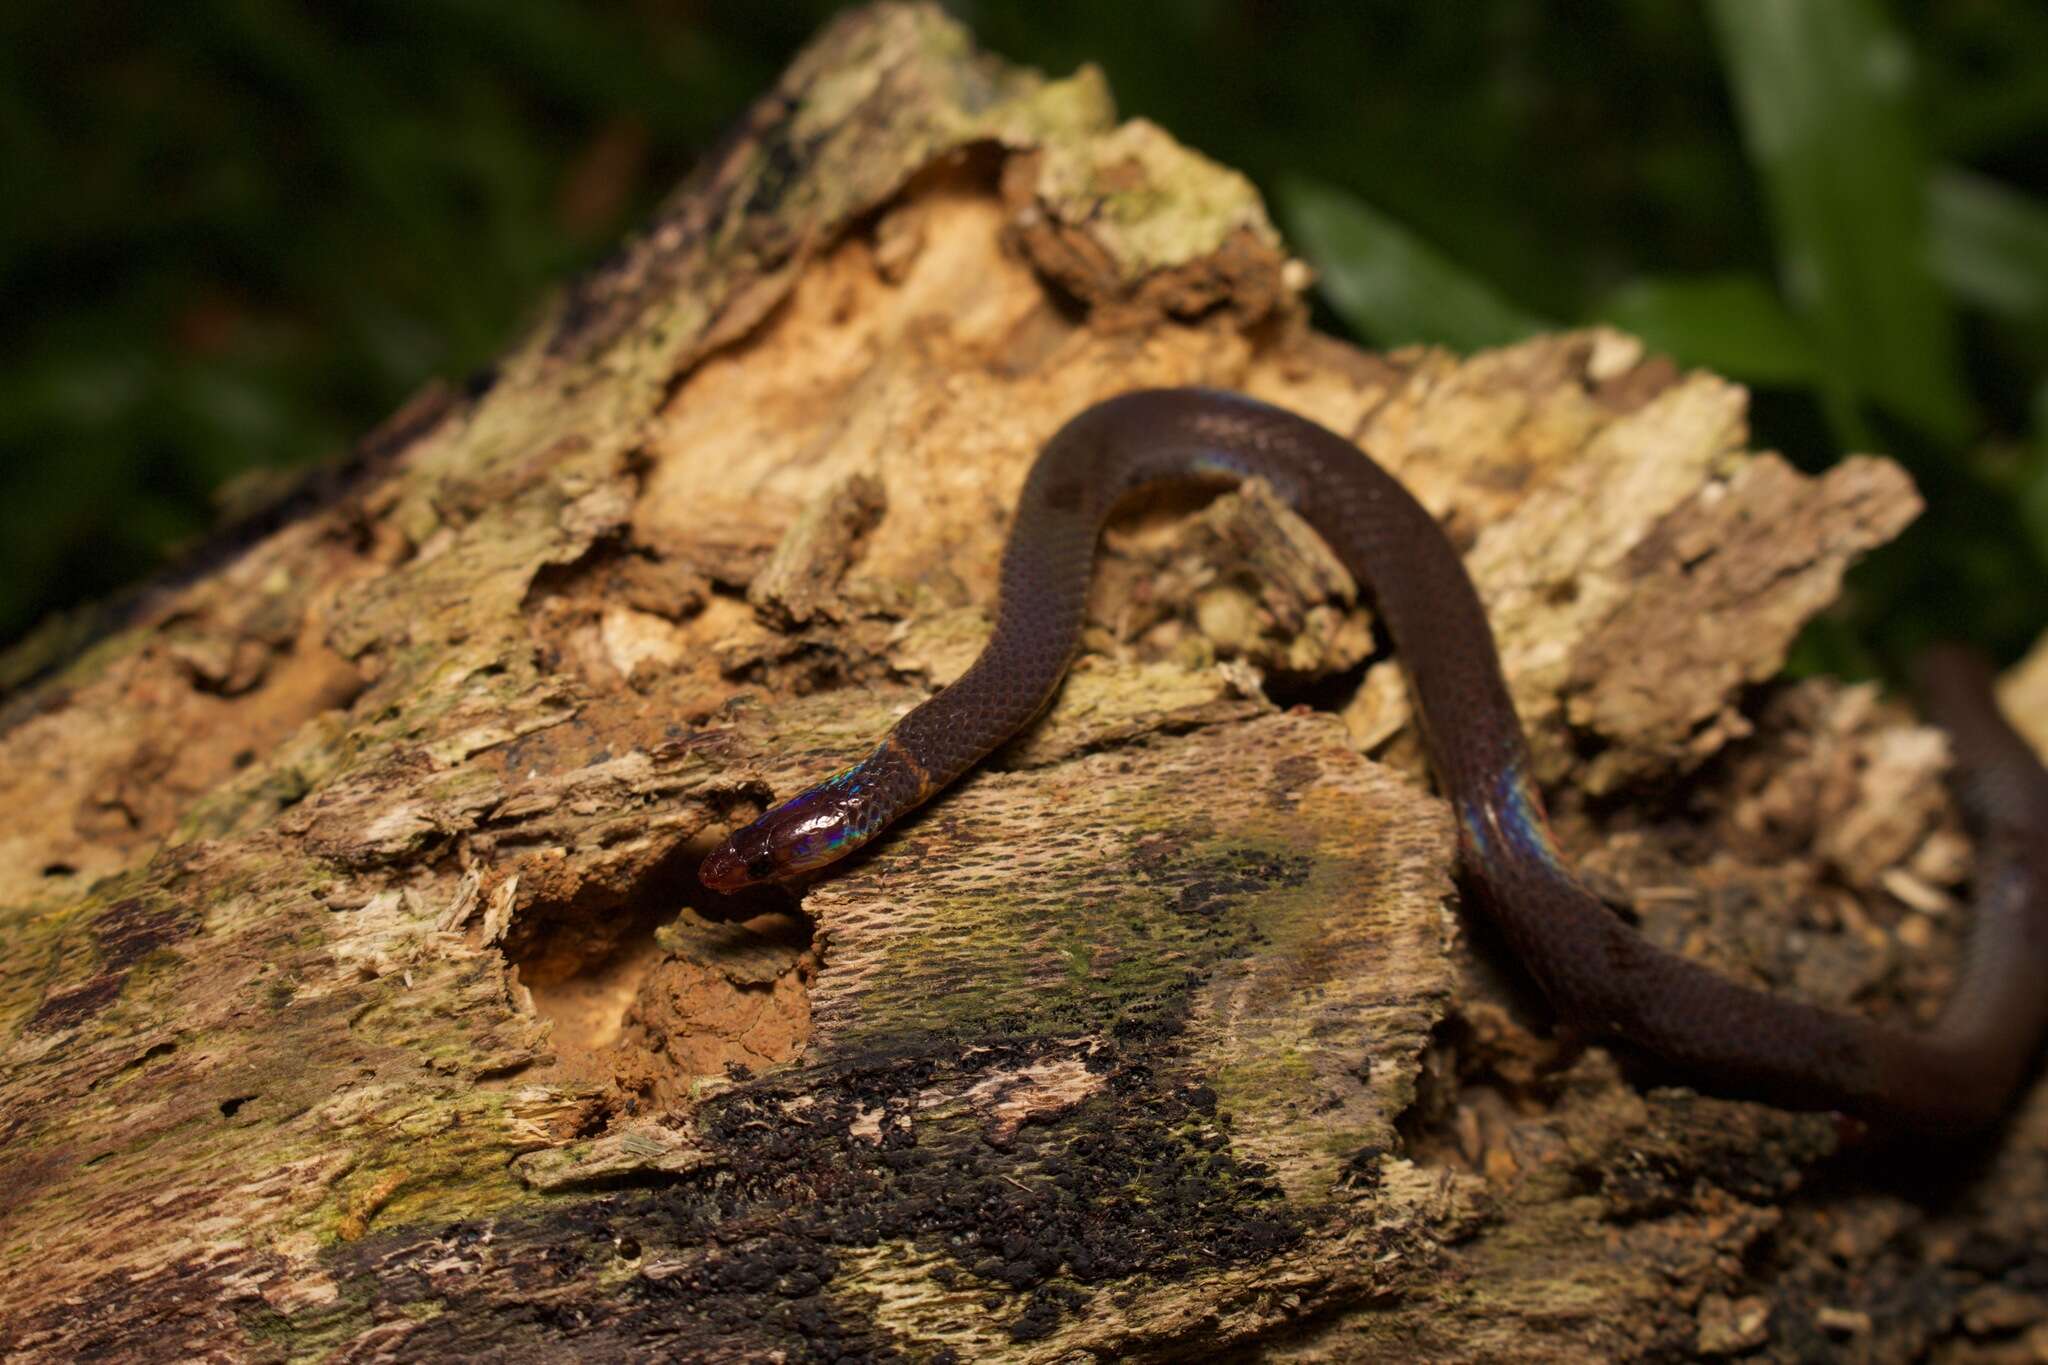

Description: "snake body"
700 388 2048 1134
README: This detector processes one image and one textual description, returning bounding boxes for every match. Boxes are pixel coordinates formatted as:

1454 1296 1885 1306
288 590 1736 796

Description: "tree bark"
3 5 2046 1361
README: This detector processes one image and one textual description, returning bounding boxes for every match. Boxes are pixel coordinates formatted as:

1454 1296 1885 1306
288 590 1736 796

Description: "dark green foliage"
4 1 2045 670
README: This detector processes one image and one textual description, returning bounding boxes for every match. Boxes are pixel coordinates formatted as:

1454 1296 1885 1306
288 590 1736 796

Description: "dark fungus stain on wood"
1267 752 1324 810
0 1248 269 1361
92 895 202 971
313 839 1325 1355
323 1035 1302 1357
25 971 128 1035
22 875 202 1038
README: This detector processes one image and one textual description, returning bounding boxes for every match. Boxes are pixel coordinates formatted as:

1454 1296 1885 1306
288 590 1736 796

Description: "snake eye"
746 855 775 881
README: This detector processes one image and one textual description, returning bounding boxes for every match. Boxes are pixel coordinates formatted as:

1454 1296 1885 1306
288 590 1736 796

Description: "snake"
700 387 2048 1134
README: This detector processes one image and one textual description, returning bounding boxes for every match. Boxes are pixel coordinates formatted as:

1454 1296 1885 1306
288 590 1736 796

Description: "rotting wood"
2 5 2045 1361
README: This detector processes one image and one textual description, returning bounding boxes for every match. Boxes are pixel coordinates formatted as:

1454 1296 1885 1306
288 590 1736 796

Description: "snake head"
699 783 869 892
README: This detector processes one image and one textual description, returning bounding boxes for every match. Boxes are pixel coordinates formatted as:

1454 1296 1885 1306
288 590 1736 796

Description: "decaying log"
3 5 2045 1361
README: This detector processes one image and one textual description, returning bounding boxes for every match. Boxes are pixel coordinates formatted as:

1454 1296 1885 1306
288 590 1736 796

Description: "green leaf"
1594 274 1820 386
1276 175 1548 353
1707 0 1974 445
1929 166 2048 328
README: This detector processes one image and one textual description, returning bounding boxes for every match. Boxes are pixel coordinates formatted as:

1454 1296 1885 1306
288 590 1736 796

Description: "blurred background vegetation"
4 0 2045 677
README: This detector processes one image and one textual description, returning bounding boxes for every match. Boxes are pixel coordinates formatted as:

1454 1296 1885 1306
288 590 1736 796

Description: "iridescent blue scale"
1458 765 1563 871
